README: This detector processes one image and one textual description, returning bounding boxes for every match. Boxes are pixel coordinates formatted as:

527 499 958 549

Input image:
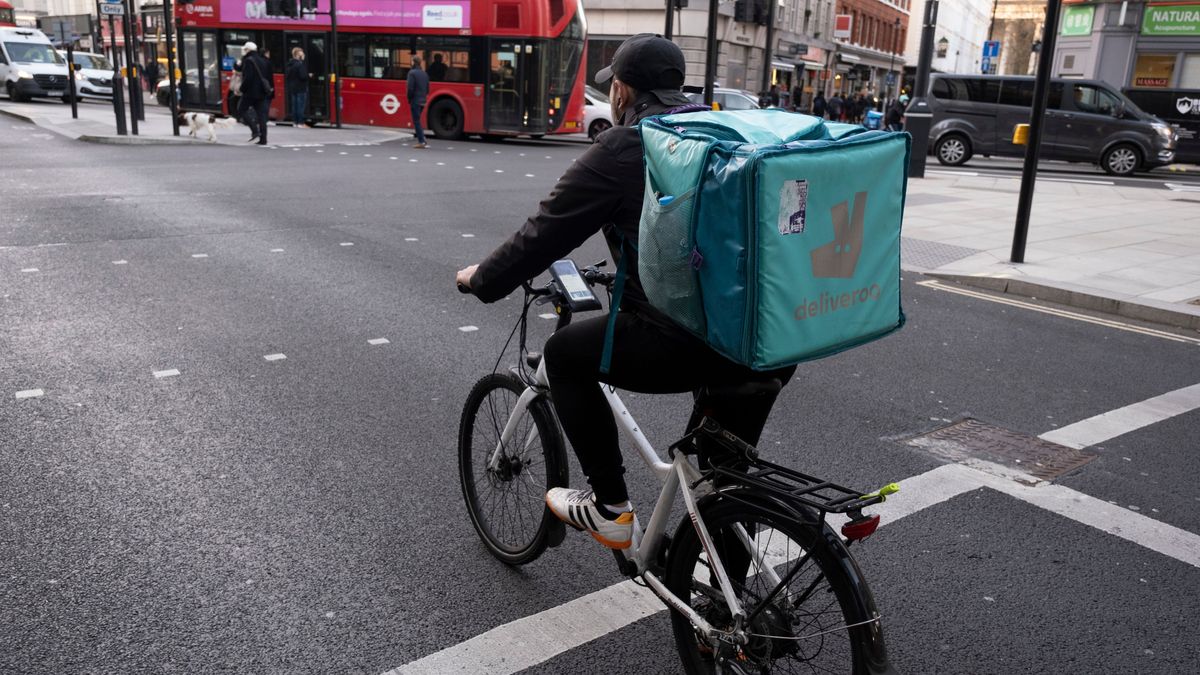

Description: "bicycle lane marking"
383 383 1200 674
382 465 980 675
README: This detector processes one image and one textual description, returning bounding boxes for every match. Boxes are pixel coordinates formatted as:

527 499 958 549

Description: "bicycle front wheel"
664 495 885 674
458 373 569 565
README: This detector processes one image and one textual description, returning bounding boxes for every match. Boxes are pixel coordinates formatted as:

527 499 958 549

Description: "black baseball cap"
595 34 690 106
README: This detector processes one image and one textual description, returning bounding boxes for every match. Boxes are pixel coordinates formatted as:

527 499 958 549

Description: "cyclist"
456 34 796 550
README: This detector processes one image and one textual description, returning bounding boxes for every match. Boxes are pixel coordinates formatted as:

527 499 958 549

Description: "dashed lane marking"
465 166 474 170
367 338 390 345
263 353 287 361
15 389 44 400
340 242 354 247
364 154 372 158
112 260 127 265
458 326 478 332
390 156 398 160
1039 382 1200 450
405 237 419 242
20 268 38 273
270 248 284 253
525 174 534 178
926 169 979 177
916 280 1200 345
494 169 504 173
1040 177 1114 186
410 159 418 163
153 369 179 379
191 254 208 259
1165 182 1200 193
436 162 445 166
461 234 474 238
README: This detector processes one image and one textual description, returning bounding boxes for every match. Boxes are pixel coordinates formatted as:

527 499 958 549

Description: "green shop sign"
1061 5 1095 36
1143 3 1200 36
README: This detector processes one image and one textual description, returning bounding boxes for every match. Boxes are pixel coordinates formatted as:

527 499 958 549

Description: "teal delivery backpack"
636 109 909 370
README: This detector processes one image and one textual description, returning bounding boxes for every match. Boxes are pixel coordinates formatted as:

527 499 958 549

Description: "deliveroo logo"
810 191 867 278
795 191 881 322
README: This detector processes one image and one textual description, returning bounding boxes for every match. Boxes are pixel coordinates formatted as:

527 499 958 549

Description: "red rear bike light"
841 514 880 540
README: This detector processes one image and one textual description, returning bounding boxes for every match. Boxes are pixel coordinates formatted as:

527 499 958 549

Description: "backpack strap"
599 233 635 375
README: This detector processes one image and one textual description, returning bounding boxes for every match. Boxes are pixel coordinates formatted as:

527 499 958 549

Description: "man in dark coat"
812 91 827 118
454 34 795 550
236 42 272 145
406 56 429 148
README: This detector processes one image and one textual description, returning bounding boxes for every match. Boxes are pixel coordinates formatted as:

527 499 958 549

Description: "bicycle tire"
458 373 569 565
664 494 884 674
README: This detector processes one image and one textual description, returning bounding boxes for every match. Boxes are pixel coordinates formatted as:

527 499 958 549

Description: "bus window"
417 36 470 82
338 34 367 78
370 35 412 79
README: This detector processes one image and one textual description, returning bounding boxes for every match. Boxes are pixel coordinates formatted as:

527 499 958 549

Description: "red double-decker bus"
173 0 586 139
0 1 17 27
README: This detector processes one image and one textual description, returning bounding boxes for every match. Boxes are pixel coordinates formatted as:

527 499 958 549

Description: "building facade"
831 0 910 101
585 0 846 110
1053 0 1200 90
900 0 991 77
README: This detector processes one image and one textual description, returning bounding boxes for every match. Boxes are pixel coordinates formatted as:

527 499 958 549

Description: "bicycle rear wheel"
459 373 568 565
664 495 884 674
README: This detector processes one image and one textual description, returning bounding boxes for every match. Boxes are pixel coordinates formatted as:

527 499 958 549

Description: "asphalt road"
2 123 1198 674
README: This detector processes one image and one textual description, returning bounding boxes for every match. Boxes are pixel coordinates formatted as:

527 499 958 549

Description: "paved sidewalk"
0 97 410 146
901 172 1200 330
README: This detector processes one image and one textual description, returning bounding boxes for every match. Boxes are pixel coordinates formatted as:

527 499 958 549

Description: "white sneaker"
546 488 635 550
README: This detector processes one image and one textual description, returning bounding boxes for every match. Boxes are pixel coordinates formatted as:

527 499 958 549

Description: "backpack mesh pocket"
638 186 706 335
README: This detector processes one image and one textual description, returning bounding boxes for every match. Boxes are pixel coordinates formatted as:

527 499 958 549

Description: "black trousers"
239 97 270 142
543 311 796 505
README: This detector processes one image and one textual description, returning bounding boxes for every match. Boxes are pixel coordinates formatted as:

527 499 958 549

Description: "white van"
0 27 72 102
59 50 114 99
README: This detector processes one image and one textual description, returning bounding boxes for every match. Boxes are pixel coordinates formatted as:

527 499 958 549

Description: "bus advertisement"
173 0 586 139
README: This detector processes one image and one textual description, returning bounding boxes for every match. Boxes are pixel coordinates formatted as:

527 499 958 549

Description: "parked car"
0 26 71 102
684 87 760 111
583 84 612 141
58 50 113 100
927 73 1177 176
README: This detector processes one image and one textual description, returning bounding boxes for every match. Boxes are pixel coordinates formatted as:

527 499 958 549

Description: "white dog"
180 112 238 143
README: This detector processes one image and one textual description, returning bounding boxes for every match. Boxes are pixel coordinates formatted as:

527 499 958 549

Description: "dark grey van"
927 74 1177 176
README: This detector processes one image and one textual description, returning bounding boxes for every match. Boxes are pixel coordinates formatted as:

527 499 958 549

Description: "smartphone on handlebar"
549 260 603 313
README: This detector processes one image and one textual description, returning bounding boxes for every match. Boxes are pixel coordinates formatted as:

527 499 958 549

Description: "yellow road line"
915 280 1200 345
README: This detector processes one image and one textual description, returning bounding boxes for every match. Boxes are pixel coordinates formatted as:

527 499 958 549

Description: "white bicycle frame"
486 358 787 643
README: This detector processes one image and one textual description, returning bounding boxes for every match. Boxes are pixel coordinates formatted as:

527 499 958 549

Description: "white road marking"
1165 182 1200 193
405 237 419 242
1040 177 1114 186
461 234 474 238
470 148 477 152
915 280 1200 345
926 169 979 177
390 156 398 160
316 149 324 153
112 260 127 265
1039 382 1200 450
544 155 551 159
525 174 535 178
364 154 373 157
15 389 44 400
383 384 1200 673
263 353 287 361
340 242 354 246
538 313 556 320
458 326 479 332
191 254 208 259
494 169 504 173
519 153 526 157
339 151 348 155
368 338 390 345
270 248 285 253
493 150 501 154
21 267 39 273
436 162 445 166
410 159 418 163
465 166 474 169
153 369 179 379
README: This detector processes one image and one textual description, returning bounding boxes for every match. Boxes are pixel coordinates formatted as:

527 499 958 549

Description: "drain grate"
906 418 1097 483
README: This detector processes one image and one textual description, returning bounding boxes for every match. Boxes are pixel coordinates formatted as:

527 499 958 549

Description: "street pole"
331 0 341 128
760 0 777 96
1011 0 1062 264
107 14 127 135
703 0 718 105
163 0 179 135
664 0 674 40
904 0 938 178
120 0 138 134
62 25 79 119
129 2 144 122
887 17 899 104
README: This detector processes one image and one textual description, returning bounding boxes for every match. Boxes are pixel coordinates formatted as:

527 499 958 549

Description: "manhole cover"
906 418 1097 483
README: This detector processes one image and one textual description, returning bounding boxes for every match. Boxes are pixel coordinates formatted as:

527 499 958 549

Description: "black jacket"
285 58 308 93
406 67 429 105
470 93 693 333
238 53 273 100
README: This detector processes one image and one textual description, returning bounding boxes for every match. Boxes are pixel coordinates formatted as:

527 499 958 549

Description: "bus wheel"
429 98 464 140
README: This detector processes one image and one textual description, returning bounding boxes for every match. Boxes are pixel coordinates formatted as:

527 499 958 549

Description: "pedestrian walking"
236 42 273 145
811 92 826 118
853 92 867 123
885 94 908 131
143 59 159 93
286 47 311 128
767 84 780 107
407 56 430 148
791 84 804 112
828 93 843 122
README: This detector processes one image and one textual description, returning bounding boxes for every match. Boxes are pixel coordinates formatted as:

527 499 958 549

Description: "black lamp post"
887 17 899 104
